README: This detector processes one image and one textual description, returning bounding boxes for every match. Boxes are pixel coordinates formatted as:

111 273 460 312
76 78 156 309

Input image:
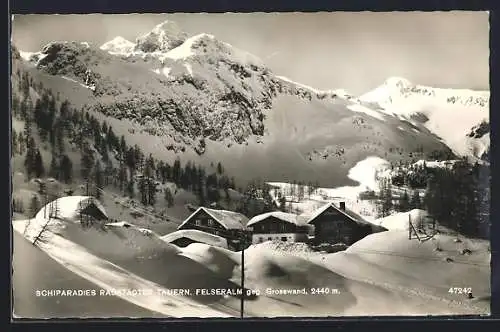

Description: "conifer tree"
409 190 421 210
397 190 410 212
172 158 182 186
33 149 44 178
59 154 73 184
139 177 148 205
164 187 174 208
12 130 18 156
24 137 37 179
80 144 95 180
93 160 104 199
216 162 224 175
126 178 135 198
29 195 41 218
49 154 59 179
377 177 393 217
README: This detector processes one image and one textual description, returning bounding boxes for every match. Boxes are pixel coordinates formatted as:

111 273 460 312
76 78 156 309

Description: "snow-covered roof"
35 195 108 222
246 211 307 227
178 207 249 230
303 202 384 230
161 229 229 249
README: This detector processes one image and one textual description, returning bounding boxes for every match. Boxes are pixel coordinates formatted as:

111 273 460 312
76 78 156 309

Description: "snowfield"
271 156 389 201
268 156 389 218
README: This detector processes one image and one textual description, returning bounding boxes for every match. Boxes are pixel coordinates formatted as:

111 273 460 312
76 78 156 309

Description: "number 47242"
448 287 472 294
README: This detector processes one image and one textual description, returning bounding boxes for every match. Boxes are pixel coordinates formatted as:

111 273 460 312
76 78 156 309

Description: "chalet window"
259 237 263 243
195 219 201 226
268 237 272 241
208 219 214 227
281 237 287 242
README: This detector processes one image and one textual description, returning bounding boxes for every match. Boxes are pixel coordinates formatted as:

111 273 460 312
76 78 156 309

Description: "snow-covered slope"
13 210 244 317
360 77 489 159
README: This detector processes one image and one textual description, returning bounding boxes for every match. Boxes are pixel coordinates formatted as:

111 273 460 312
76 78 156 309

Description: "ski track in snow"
12 220 236 318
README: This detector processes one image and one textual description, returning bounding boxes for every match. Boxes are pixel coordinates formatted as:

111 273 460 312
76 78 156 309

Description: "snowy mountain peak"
384 76 412 89
100 36 135 54
360 76 489 109
150 20 184 35
162 33 264 68
134 20 188 53
357 76 490 159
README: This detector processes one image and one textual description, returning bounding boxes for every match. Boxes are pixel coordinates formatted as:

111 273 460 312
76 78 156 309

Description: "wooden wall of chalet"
251 216 308 234
310 206 372 245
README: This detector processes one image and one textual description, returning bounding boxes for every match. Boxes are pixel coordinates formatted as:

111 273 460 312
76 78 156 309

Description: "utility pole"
238 230 251 318
241 233 245 319
408 214 411 240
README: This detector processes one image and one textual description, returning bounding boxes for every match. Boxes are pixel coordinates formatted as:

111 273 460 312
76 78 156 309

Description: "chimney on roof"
339 202 346 211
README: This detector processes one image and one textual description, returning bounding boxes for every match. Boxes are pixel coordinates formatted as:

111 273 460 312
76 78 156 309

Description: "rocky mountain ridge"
13 20 489 174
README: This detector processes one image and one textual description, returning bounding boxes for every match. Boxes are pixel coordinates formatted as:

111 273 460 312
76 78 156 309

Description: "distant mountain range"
12 20 489 186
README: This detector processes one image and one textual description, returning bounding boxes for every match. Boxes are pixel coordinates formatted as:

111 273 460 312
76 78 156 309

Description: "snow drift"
245 229 490 316
161 229 229 249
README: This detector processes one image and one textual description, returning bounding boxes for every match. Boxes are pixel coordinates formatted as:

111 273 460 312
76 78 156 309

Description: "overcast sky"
11 12 489 94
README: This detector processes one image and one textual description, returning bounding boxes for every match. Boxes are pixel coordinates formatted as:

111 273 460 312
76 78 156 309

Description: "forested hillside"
11 67 279 222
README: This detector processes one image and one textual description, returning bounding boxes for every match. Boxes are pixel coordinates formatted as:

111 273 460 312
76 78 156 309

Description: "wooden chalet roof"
302 202 386 231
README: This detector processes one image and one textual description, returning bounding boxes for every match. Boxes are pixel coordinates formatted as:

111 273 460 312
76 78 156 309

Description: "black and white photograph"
10 11 491 318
